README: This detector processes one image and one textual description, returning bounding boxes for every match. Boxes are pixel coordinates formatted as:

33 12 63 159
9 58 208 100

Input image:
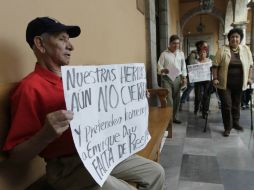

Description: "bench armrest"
147 88 169 108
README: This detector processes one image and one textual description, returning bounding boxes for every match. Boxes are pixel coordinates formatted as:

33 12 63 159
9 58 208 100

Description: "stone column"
218 22 225 48
185 32 191 56
223 33 228 45
248 1 254 53
231 21 248 45
158 0 168 53
145 0 158 88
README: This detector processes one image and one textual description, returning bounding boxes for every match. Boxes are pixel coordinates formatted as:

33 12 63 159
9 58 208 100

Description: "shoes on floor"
173 119 182 124
242 104 250 110
233 124 244 131
223 130 230 137
179 103 183 111
202 113 208 119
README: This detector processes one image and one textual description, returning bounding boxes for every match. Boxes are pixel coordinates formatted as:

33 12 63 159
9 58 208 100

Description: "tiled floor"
160 93 254 190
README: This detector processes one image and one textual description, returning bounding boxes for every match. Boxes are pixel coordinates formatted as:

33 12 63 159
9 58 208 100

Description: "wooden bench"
0 83 172 190
137 88 172 162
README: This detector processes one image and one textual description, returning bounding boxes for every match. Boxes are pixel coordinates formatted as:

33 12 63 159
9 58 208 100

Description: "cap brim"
47 25 81 38
65 26 81 38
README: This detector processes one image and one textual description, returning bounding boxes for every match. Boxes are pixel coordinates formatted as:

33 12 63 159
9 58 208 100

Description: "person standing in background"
212 28 253 137
179 50 197 111
241 88 253 109
193 46 212 118
158 35 187 124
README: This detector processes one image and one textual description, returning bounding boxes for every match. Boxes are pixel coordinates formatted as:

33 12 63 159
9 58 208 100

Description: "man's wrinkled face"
42 32 74 66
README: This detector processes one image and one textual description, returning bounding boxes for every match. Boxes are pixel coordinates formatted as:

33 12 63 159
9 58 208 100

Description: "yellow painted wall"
169 0 180 35
214 0 227 14
183 14 219 36
179 0 226 54
0 0 146 83
180 1 198 18
182 14 219 54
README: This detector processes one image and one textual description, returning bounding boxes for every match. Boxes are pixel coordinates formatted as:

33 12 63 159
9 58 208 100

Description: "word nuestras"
66 67 117 90
66 65 146 91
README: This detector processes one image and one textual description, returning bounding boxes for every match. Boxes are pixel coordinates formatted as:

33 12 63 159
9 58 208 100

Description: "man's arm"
180 52 187 86
212 48 223 85
7 110 73 164
212 66 219 85
157 52 169 74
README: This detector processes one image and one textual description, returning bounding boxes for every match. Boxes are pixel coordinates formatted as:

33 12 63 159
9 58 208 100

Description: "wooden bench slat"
137 107 172 161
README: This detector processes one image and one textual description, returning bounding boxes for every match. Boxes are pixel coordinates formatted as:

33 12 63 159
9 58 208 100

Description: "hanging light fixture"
196 14 205 33
200 0 214 12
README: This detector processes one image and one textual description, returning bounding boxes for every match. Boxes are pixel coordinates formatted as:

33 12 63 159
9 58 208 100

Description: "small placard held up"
187 62 212 83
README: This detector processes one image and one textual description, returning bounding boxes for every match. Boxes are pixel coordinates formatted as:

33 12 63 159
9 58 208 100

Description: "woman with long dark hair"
194 46 212 118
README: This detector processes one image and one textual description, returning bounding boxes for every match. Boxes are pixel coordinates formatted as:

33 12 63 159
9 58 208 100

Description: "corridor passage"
160 93 254 190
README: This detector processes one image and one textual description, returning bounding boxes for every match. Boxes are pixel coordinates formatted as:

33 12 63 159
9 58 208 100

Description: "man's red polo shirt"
3 64 76 159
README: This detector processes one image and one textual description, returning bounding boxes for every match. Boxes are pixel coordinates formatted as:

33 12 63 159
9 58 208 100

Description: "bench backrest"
0 83 45 190
147 88 168 108
0 83 14 161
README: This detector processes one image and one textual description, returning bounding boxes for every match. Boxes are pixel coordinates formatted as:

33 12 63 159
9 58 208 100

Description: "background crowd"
158 27 253 137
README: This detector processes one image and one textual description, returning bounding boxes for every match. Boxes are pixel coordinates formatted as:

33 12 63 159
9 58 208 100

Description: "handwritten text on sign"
187 61 212 83
61 63 150 186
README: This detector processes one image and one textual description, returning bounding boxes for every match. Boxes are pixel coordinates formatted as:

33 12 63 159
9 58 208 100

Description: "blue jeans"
180 82 194 103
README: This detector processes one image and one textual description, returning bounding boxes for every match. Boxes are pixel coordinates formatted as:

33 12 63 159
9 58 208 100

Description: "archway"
180 7 225 31
181 6 225 55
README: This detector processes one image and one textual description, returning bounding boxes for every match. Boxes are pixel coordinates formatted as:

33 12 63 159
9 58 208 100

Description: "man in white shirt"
158 35 187 124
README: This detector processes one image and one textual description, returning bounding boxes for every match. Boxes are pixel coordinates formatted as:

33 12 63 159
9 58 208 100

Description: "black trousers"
194 81 210 115
217 88 242 131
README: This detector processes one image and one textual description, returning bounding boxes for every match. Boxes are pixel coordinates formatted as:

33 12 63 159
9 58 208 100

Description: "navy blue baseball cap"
26 17 81 48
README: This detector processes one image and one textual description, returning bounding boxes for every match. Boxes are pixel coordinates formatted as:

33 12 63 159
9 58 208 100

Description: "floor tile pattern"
160 93 254 190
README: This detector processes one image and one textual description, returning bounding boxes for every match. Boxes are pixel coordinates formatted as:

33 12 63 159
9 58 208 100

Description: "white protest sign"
61 63 150 186
187 61 212 83
166 63 181 81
